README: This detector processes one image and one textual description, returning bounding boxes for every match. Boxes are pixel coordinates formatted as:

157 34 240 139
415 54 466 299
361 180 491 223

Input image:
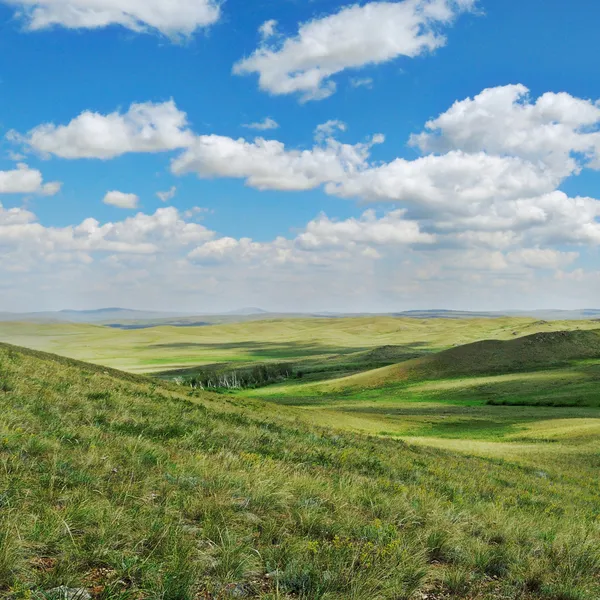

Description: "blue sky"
1 0 600 312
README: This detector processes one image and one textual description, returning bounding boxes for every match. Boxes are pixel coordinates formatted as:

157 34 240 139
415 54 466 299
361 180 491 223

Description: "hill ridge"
306 328 600 393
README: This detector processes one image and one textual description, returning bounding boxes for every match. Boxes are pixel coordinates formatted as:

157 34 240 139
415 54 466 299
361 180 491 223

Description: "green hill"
0 343 599 599
305 330 600 394
411 329 600 377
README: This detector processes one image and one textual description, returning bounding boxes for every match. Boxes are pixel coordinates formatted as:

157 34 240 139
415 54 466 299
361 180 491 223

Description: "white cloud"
0 205 212 263
103 191 140 209
327 150 559 214
452 230 521 250
314 120 347 141
259 19 278 40
7 0 220 37
0 163 61 195
296 209 435 249
506 248 579 270
166 85 600 254
171 131 383 191
189 237 270 265
189 209 433 269
0 203 37 226
242 117 280 131
157 186 177 202
233 0 476 101
0 200 429 275
420 191 600 248
10 100 193 159
350 77 374 89
411 84 600 177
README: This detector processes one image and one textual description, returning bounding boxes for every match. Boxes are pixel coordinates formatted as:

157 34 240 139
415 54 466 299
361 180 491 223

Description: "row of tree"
174 362 294 390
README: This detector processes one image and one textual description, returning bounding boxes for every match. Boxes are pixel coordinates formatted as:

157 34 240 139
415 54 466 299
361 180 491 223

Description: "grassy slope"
0 343 599 599
255 330 600 397
0 317 597 373
238 331 600 468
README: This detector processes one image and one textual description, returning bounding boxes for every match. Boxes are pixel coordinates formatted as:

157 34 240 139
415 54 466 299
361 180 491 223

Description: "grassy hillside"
239 330 600 468
0 343 599 599
275 329 600 396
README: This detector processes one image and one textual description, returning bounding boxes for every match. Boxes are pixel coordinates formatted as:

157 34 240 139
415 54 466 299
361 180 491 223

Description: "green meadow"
0 316 599 598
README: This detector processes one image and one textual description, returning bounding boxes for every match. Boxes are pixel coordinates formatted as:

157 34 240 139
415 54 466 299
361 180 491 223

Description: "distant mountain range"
0 308 188 324
1 307 600 326
224 307 269 316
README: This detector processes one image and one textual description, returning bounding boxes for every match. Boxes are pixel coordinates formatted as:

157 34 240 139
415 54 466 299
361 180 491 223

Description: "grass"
1 317 599 598
231 330 600 488
0 342 599 598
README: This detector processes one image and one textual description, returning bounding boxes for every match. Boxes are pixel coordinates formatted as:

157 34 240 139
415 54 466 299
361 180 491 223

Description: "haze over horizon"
1 0 600 312
3 307 600 322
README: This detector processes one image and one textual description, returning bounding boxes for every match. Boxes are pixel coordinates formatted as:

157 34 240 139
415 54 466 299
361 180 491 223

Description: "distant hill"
392 310 504 319
314 329 600 392
392 309 600 320
2 306 600 326
0 308 190 324
225 307 269 316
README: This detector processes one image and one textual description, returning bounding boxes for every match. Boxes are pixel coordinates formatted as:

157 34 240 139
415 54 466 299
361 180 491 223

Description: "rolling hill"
0 342 599 599
300 329 600 395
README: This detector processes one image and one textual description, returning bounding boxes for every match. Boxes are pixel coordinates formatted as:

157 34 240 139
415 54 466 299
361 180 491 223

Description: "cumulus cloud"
326 158 600 248
167 85 600 255
233 0 476 101
156 186 177 202
0 163 61 195
10 100 193 159
411 84 600 177
242 117 280 131
188 209 433 270
327 151 560 215
0 201 430 274
0 205 212 262
171 130 383 191
189 237 272 265
103 191 140 209
6 0 220 37
296 209 435 249
506 248 579 270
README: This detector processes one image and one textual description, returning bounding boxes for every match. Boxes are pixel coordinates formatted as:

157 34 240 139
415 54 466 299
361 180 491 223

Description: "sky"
1 0 600 313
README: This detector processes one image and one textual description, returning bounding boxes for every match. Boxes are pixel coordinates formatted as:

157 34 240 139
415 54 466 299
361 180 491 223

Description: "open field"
0 342 599 599
1 316 599 373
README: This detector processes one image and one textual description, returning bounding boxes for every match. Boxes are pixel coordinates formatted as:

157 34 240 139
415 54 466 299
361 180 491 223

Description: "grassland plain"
0 342 599 600
0 317 598 373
